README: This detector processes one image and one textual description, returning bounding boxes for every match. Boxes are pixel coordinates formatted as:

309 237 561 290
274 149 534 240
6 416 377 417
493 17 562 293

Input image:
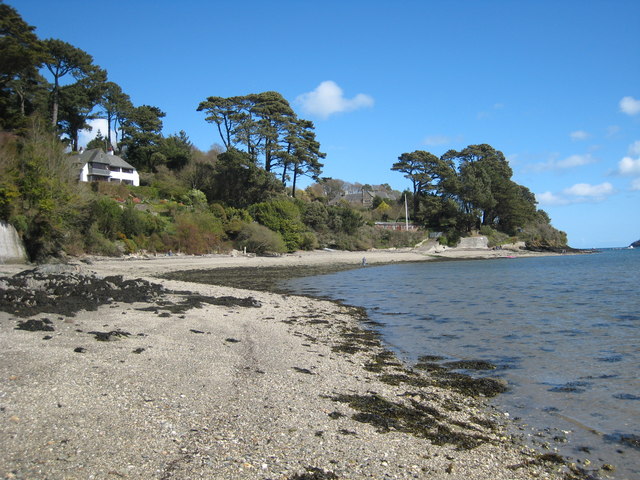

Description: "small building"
331 188 399 207
374 222 420 231
72 148 139 186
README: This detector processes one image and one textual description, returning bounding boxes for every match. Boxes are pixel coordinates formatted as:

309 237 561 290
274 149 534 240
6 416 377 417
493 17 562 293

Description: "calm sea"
281 249 639 479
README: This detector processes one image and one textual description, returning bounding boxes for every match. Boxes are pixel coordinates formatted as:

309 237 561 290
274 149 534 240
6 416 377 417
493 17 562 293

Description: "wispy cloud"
536 182 614 206
570 130 590 141
563 182 614 197
606 125 621 138
620 96 640 116
628 140 640 156
527 153 597 172
476 103 504 120
296 81 374 119
423 134 463 147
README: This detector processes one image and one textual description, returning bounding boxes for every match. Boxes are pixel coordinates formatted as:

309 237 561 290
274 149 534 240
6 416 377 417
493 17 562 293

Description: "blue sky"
12 0 640 248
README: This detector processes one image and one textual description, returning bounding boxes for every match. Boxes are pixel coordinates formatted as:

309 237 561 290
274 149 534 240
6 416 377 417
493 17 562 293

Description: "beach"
0 248 592 479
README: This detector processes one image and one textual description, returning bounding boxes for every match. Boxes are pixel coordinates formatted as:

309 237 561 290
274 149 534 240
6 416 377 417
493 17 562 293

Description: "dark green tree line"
393 144 558 242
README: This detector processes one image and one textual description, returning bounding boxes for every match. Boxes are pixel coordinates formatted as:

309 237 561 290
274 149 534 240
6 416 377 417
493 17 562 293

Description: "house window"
109 166 121 172
122 168 133 174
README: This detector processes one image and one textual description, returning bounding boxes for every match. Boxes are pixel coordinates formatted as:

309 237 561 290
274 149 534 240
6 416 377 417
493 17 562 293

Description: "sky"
10 0 640 248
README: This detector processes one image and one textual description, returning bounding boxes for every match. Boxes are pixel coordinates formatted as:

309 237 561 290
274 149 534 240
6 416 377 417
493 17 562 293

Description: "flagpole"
404 194 409 231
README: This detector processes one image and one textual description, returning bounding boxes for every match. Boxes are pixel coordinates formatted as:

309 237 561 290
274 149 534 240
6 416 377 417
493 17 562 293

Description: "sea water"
281 249 639 479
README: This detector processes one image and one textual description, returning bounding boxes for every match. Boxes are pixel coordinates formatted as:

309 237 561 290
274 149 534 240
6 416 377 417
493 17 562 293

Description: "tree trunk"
291 162 299 198
51 76 60 127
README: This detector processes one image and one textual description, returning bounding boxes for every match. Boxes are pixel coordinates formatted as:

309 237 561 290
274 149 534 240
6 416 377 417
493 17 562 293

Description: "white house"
73 148 140 186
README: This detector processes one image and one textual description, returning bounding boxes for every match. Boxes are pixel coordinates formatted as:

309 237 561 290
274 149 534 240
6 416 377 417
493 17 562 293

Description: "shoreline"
0 249 600 479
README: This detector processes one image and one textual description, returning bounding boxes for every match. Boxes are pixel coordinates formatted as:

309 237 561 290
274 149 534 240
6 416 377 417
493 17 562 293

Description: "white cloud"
570 130 589 141
632 178 640 191
620 96 640 115
536 191 568 206
557 154 595 168
563 182 613 198
79 119 115 148
296 81 374 119
618 156 640 176
528 153 596 172
537 182 614 206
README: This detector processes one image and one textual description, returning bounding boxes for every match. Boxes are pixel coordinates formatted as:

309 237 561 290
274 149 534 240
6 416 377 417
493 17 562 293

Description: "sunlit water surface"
282 249 639 479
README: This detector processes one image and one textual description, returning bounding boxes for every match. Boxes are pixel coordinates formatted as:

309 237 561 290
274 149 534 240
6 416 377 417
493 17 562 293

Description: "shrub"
91 197 122 240
236 222 286 255
249 199 305 252
299 231 319 251
84 224 120 256
173 211 225 254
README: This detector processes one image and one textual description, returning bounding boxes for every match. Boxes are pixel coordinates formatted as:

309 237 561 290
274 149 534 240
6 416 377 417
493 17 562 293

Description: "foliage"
235 222 286 255
391 144 565 247
203 148 284 208
197 92 324 188
120 105 166 170
1 116 89 261
172 211 225 254
249 198 305 252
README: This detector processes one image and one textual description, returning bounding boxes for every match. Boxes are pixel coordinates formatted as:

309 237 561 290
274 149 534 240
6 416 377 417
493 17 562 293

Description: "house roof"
73 148 136 170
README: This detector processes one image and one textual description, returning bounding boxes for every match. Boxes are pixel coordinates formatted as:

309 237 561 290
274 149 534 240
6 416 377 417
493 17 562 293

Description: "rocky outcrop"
631 239 640 248
0 221 26 264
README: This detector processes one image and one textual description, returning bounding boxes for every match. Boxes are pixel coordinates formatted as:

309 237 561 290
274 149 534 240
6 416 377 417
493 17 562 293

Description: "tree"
57 66 107 151
281 118 325 196
252 91 296 172
197 91 322 182
41 38 95 127
197 95 241 150
0 4 45 129
391 150 452 219
86 129 108 151
159 130 193 170
203 148 284 208
443 144 514 227
100 81 131 148
120 104 165 171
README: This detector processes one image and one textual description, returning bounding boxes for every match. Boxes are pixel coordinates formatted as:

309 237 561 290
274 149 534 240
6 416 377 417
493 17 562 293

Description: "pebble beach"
0 248 595 479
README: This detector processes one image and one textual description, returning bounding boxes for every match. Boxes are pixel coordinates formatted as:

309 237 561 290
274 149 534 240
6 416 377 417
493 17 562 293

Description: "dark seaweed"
15 318 54 331
330 393 490 449
87 330 131 341
287 467 339 480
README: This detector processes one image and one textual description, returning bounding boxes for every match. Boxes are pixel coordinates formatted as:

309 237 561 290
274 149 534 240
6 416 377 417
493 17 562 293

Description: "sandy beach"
0 247 592 480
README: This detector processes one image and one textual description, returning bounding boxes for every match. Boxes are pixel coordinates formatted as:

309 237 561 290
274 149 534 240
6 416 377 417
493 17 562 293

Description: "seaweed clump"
287 467 339 480
330 393 491 449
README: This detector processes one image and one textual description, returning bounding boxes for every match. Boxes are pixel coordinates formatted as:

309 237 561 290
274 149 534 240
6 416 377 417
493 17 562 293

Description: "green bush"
479 225 510 248
91 197 122 240
172 211 225 254
299 231 319 251
84 224 120 256
236 222 286 255
249 199 305 252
